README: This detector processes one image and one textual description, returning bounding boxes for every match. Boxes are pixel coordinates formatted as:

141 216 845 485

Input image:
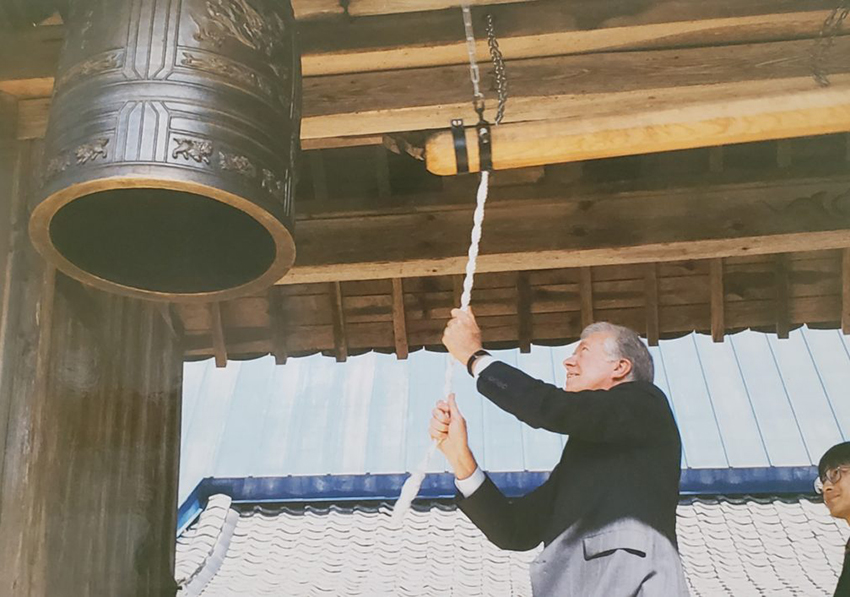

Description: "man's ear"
613 358 633 381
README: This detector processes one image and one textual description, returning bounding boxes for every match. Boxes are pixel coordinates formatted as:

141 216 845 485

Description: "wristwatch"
466 349 491 377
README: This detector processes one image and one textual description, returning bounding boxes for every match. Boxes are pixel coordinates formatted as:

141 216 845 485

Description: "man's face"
822 465 850 522
562 332 628 392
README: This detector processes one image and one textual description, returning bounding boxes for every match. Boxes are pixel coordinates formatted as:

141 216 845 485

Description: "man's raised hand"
442 308 483 365
430 393 478 480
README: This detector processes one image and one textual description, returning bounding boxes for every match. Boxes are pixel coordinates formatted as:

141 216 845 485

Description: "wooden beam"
279 175 850 284
330 281 348 362
842 247 850 335
425 82 850 174
298 1 839 75
579 267 594 330
709 258 725 343
268 286 288 364
644 263 660 346
774 254 790 339
14 36 850 142
517 271 532 353
293 0 524 20
305 37 850 141
391 278 408 359
209 302 227 368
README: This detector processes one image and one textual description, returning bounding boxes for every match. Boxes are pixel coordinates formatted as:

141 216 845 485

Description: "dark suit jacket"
457 361 686 595
836 541 850 597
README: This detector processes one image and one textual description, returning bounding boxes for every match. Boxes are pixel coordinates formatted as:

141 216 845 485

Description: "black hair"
818 441 850 479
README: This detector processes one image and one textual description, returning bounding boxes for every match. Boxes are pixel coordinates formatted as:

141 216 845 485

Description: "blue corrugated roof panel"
179 328 850 503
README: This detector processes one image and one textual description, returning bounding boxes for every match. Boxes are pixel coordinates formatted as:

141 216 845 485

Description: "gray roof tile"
177 496 848 597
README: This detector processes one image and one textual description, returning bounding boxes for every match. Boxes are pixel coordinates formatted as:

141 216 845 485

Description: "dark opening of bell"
49 188 276 294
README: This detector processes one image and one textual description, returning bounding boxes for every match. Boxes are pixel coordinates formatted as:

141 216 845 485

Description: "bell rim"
29 175 296 303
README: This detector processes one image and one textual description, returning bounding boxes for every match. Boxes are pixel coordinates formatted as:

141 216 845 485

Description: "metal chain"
461 5 486 118
486 14 508 125
461 6 508 124
812 0 850 87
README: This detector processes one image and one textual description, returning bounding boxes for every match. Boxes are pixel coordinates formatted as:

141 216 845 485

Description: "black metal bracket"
451 119 469 174
451 118 493 174
476 120 492 172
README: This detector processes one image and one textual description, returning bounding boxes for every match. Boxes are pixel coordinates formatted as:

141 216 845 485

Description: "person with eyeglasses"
816 441 850 597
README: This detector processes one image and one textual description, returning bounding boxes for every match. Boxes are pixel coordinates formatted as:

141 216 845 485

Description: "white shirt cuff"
454 466 486 498
472 355 497 378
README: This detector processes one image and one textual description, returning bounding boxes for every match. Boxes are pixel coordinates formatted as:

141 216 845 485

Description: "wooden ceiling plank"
330 281 349 362
579 267 594 330
775 254 791 339
644 263 660 346
279 175 850 285
842 247 850 335
709 258 725 343
391 278 409 359
209 302 228 368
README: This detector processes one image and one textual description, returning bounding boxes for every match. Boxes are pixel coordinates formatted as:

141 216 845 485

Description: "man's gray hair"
580 322 654 383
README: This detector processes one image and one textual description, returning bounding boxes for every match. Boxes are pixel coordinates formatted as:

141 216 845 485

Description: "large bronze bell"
29 0 300 302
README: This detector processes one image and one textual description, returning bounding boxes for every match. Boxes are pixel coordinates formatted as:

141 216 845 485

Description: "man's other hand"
442 308 483 365
430 393 477 480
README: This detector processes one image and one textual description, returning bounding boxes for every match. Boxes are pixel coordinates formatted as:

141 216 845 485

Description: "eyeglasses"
814 466 850 494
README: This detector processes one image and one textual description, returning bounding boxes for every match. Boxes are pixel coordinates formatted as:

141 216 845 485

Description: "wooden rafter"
842 248 850 335
209 302 227 368
709 259 725 343
391 278 409 359
330 281 348 362
579 267 594 330
180 251 846 359
280 175 850 285
517 271 532 353
774 254 791 339
644 264 660 346
268 286 289 365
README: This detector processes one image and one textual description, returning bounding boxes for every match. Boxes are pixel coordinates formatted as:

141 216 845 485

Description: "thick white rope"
390 170 490 524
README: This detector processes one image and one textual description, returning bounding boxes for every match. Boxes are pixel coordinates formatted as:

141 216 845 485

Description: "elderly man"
432 309 689 596
816 442 850 596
